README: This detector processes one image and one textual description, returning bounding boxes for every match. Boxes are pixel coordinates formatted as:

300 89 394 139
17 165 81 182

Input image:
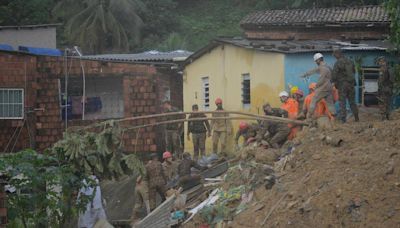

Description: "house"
182 5 396 152
240 5 389 40
0 24 59 50
0 50 192 156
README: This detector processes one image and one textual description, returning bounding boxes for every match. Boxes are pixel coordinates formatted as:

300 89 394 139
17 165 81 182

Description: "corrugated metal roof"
216 37 392 53
83 50 193 63
241 5 389 28
0 24 60 30
184 37 392 66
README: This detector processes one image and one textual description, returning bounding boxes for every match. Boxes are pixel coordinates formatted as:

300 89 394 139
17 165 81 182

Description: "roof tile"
240 5 389 28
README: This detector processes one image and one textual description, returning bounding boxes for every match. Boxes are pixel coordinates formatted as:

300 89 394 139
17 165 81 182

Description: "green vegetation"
1 122 144 227
0 0 394 53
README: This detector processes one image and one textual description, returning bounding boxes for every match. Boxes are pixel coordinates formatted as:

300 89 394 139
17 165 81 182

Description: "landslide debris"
186 109 400 228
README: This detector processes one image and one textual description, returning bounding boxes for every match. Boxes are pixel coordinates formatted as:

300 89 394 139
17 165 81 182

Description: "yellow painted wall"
183 44 285 154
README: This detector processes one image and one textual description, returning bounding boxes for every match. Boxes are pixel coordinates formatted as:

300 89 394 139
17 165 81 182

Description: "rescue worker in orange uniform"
299 83 334 120
279 91 299 140
290 86 305 111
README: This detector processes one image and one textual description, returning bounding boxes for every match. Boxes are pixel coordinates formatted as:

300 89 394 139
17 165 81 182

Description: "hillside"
185 108 400 227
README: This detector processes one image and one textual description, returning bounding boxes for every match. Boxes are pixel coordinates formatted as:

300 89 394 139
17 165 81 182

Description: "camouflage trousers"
131 181 150 222
212 131 227 154
148 183 167 210
378 92 392 120
192 133 206 160
337 83 359 122
165 130 182 157
269 128 291 147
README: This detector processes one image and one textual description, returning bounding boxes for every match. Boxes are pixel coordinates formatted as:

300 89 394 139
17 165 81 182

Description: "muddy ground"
185 108 400 228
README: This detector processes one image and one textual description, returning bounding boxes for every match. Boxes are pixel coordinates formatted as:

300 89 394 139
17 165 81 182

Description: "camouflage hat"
262 103 271 110
375 56 386 64
150 153 158 159
183 152 191 159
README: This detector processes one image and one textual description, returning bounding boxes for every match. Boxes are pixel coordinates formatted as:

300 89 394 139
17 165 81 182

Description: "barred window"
202 77 210 110
242 74 250 109
0 88 24 119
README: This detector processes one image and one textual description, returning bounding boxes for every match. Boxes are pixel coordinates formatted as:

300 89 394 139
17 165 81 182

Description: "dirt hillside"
187 108 400 228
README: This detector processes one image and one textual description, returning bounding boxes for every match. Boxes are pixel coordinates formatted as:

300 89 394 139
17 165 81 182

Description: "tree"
385 0 400 51
53 0 145 54
137 0 178 51
0 0 55 25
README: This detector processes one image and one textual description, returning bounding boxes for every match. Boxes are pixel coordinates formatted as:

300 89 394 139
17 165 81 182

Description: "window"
0 89 24 119
202 77 210 110
242 74 251 109
60 77 124 120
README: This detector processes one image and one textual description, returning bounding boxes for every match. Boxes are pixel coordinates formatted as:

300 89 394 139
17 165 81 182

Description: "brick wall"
0 53 37 153
0 51 183 155
244 27 388 40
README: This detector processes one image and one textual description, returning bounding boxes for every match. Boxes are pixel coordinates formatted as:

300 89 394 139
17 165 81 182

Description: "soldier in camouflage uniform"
187 104 211 161
258 103 291 149
332 49 359 123
234 122 259 148
130 175 150 225
145 153 167 210
163 100 184 158
177 152 206 189
376 56 394 120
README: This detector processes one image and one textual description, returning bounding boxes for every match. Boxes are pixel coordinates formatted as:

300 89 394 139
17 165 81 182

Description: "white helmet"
279 91 289 97
313 53 323 61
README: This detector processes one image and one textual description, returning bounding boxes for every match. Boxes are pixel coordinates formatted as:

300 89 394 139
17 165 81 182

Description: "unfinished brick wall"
0 51 183 155
244 27 389 40
0 53 37 153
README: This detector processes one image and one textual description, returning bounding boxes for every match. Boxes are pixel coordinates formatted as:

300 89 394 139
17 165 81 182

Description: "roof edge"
0 23 61 30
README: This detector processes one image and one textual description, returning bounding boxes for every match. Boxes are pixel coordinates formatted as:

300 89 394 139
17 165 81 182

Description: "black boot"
354 114 359 122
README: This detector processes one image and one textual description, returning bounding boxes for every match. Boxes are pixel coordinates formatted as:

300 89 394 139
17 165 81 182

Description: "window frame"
0 88 24 120
201 77 210 111
241 73 251 109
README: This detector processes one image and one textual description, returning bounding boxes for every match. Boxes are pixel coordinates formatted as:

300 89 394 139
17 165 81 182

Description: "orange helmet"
215 98 223 105
239 121 249 130
163 151 172 159
309 83 317 90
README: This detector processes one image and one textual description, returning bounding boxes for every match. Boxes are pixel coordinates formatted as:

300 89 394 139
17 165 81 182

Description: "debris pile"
185 109 400 227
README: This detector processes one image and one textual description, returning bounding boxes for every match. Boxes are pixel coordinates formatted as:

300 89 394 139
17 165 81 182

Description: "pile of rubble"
185 109 400 227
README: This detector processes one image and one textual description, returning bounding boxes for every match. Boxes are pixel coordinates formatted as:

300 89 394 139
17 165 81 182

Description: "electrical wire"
9 119 26 153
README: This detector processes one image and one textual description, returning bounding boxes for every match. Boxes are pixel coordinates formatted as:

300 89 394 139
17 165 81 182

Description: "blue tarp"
18 46 62 56
0 44 14 51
